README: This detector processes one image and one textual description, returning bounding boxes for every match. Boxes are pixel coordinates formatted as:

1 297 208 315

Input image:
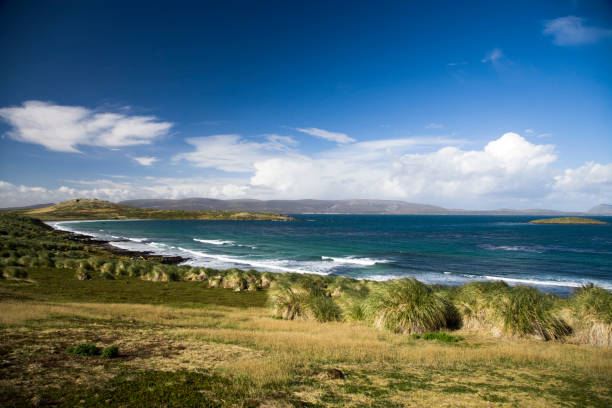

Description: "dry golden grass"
2 299 611 407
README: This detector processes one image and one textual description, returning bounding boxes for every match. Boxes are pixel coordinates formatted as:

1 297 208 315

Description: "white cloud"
248 132 557 207
173 134 298 172
295 127 355 144
264 134 298 146
554 162 612 194
426 123 444 129
481 48 503 63
544 16 612 46
131 156 158 166
0 101 172 152
525 128 535 134
349 136 459 152
2 132 610 211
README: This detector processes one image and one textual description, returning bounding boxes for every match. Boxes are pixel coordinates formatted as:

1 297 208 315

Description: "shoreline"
43 220 612 295
48 221 189 265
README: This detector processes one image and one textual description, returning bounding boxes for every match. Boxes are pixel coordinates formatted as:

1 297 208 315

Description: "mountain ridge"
119 198 585 215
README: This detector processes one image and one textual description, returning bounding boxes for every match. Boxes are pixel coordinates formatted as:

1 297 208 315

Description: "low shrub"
102 345 119 359
67 343 100 356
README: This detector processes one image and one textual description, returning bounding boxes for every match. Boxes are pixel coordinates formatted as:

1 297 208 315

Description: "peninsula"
11 198 294 221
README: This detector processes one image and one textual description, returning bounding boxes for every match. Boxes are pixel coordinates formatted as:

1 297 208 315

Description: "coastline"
47 220 189 265
44 219 612 295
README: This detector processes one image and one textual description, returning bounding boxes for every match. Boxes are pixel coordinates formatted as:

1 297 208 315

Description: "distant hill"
120 198 582 215
0 203 55 211
15 198 293 221
120 198 450 214
588 204 612 215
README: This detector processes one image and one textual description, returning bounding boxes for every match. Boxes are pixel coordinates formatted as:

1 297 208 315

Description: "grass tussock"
363 278 459 334
269 278 342 322
567 284 612 346
498 286 571 340
453 282 571 340
0 211 610 347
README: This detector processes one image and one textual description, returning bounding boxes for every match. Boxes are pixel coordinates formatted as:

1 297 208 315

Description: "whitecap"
321 256 388 266
178 247 331 275
483 275 612 290
194 238 235 246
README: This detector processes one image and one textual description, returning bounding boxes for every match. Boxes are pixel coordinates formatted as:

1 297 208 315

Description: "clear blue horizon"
0 0 611 210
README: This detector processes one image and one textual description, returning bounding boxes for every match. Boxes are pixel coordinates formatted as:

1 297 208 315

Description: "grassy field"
1 212 611 407
13 198 294 221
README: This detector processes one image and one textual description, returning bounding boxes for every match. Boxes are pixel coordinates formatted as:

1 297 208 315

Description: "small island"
529 217 608 225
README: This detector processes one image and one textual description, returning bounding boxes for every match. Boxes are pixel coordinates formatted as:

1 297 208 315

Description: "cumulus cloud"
0 101 172 152
173 134 298 172
544 16 612 46
249 132 557 206
426 123 444 129
2 131 610 211
481 48 503 63
131 156 158 166
554 162 612 194
295 127 355 144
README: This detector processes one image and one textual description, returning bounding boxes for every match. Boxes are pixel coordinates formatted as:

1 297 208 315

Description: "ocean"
50 215 612 296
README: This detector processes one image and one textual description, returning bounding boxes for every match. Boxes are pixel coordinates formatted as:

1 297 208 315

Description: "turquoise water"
52 215 612 295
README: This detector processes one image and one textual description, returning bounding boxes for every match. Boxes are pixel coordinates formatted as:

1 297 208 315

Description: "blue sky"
0 0 611 210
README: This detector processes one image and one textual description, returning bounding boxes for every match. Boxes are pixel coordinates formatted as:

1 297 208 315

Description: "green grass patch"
102 345 119 358
412 332 463 342
67 343 100 356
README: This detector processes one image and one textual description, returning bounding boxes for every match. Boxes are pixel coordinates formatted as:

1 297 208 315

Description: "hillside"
13 198 294 221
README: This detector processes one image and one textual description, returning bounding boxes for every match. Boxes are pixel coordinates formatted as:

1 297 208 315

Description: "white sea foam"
194 238 235 246
128 237 149 243
321 256 387 266
178 247 331 275
363 274 405 282
484 275 612 290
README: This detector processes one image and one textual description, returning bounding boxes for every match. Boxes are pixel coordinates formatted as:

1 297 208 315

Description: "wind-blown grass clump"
568 284 612 346
453 282 570 340
363 278 459 334
269 278 342 322
497 286 571 340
